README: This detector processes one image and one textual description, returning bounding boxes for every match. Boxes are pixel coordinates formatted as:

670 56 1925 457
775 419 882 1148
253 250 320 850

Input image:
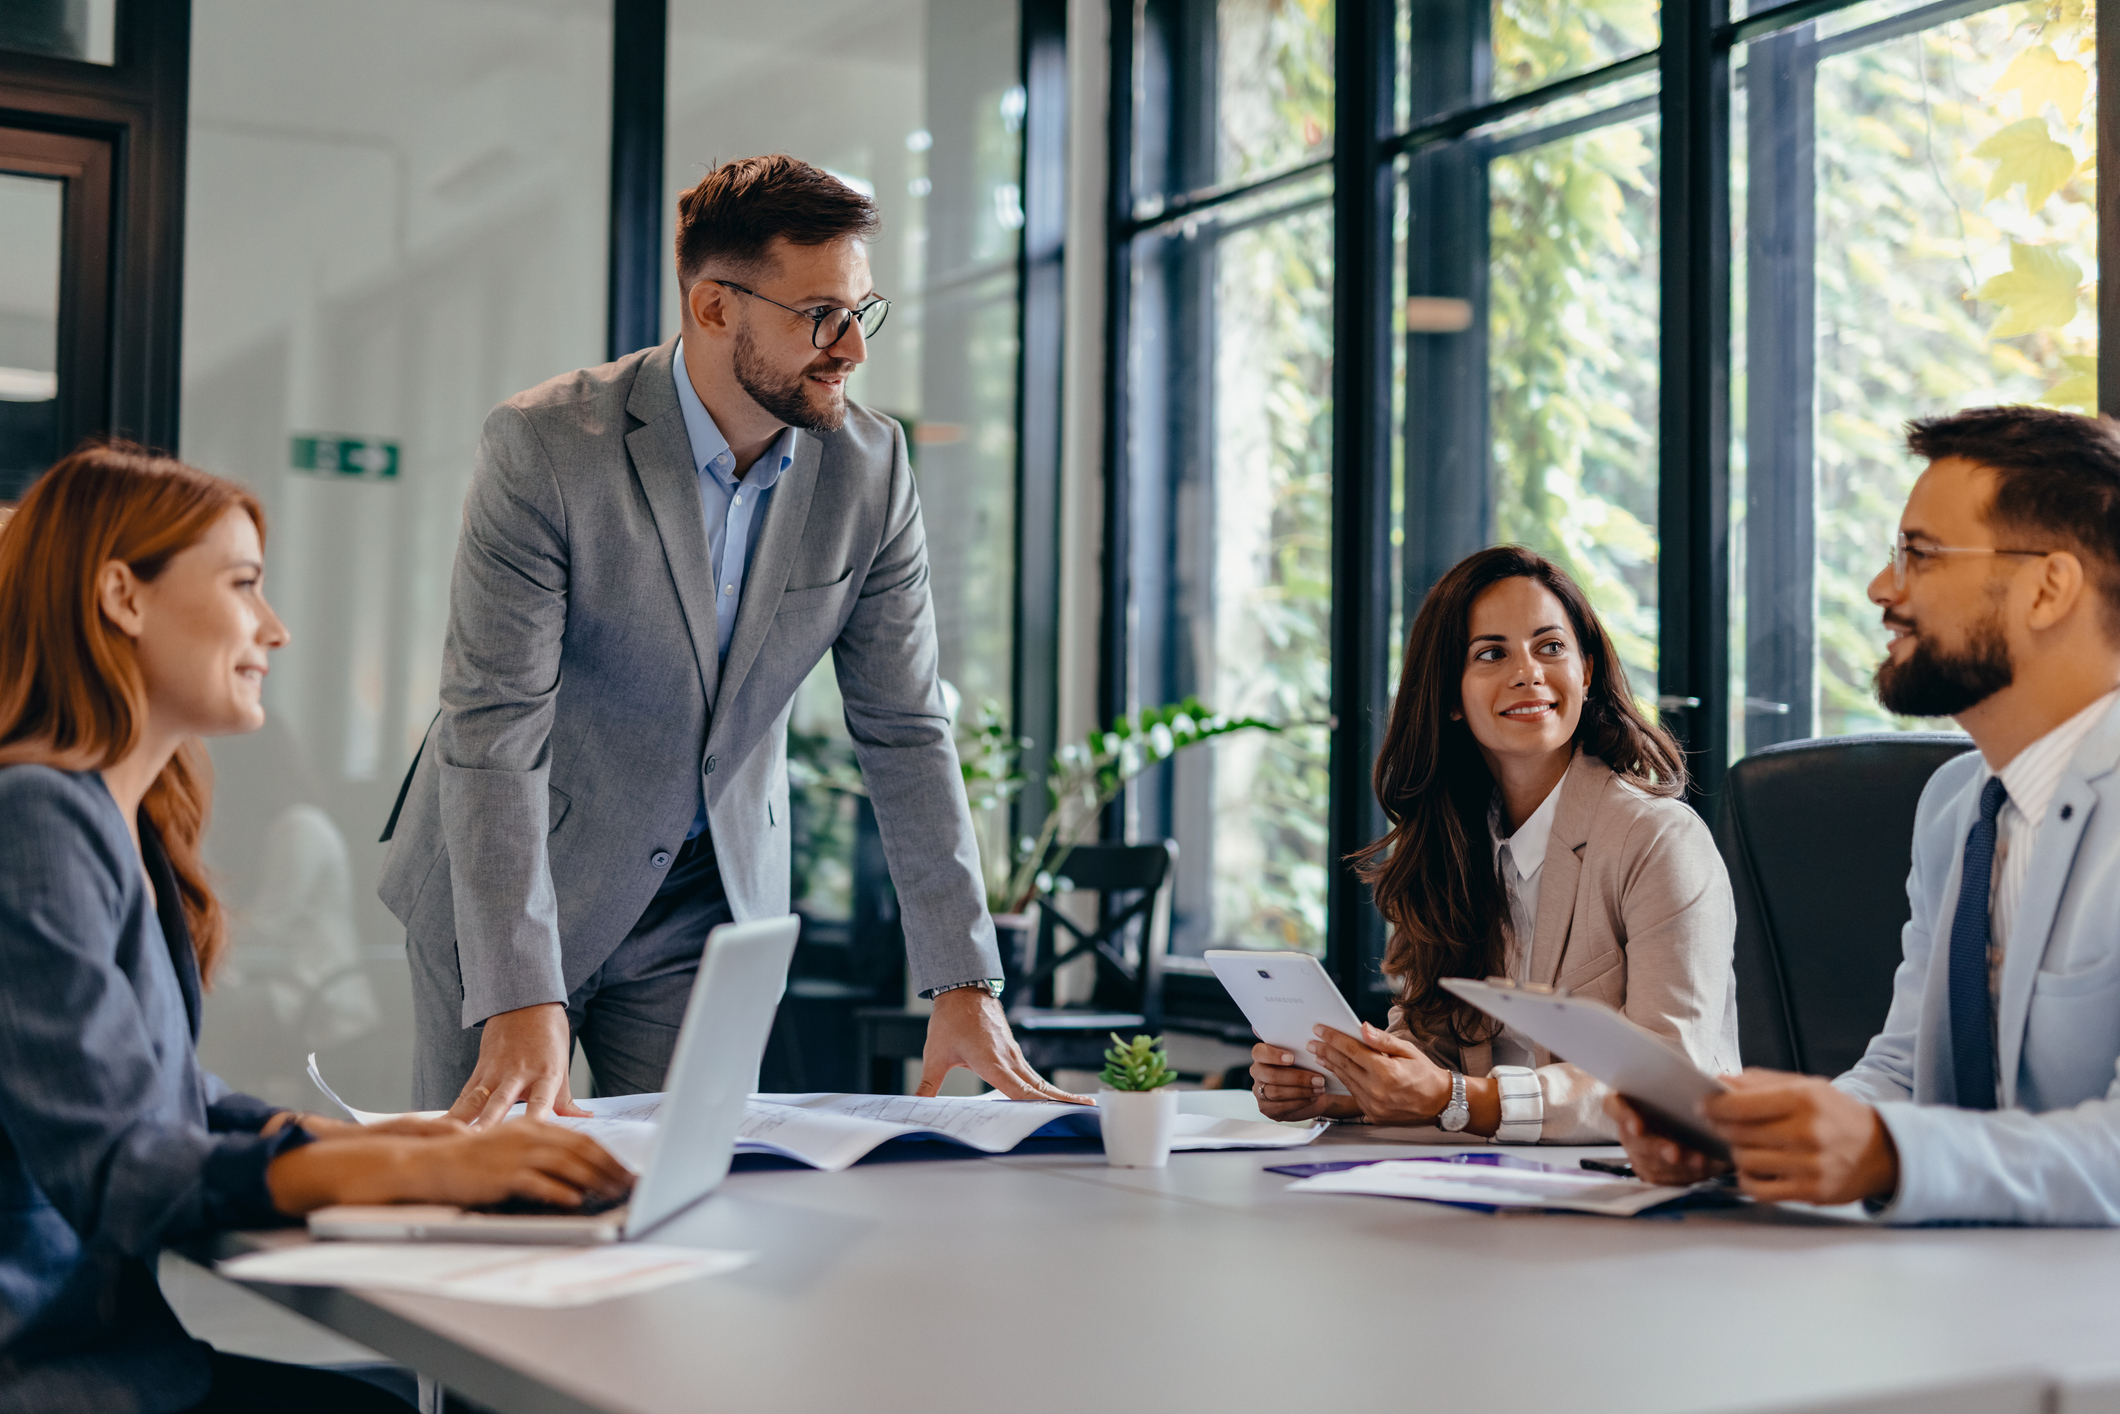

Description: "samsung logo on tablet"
1260 996 1306 1005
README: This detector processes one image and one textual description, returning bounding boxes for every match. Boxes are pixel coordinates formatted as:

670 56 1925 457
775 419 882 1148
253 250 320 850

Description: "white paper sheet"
306 1053 663 1170
306 1060 1324 1173
737 1093 1085 1170
219 1242 750 1307
1288 1159 1697 1216
1167 1113 1326 1151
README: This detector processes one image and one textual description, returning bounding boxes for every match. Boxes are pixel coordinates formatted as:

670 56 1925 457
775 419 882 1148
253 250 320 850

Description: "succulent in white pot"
1096 1033 1180 1168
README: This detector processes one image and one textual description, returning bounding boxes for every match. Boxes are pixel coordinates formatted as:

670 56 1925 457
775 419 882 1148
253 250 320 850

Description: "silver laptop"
309 914 800 1245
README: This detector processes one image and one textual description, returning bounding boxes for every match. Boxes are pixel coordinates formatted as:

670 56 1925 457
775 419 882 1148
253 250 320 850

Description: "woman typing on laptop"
0 446 631 1413
1249 546 1739 1142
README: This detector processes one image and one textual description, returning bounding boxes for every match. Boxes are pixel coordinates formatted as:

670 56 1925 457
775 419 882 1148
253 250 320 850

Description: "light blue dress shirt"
673 339 796 839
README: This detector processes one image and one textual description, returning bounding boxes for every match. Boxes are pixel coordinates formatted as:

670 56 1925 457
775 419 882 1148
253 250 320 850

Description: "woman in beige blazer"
1251 546 1739 1142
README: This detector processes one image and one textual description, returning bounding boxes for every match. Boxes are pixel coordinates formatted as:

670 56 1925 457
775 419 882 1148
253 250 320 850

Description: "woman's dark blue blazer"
0 765 308 1413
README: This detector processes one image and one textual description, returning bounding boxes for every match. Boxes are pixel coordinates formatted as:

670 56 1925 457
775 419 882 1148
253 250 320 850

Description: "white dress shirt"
1981 687 2120 992
1488 774 1565 1073
673 340 797 839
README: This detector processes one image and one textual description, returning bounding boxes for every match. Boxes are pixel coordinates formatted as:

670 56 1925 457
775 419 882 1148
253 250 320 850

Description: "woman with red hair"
0 445 631 1412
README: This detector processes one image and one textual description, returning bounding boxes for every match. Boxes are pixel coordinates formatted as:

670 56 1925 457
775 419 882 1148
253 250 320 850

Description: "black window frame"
0 0 192 460
1108 0 2118 1021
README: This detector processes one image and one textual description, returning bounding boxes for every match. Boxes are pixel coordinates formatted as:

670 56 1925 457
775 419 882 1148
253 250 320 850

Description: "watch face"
1439 1105 1470 1132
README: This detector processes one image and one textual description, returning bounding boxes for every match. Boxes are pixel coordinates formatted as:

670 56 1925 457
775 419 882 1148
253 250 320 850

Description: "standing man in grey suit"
380 155 1082 1121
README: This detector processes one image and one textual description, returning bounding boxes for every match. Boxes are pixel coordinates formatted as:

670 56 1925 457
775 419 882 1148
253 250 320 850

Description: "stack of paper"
306 1057 1325 1174
1286 1157 1698 1216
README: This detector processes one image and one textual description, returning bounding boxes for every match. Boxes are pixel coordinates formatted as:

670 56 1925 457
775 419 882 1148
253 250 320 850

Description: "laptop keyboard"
478 1189 628 1218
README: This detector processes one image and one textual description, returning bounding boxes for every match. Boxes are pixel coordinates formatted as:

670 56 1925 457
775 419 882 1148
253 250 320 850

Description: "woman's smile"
1500 698 1557 720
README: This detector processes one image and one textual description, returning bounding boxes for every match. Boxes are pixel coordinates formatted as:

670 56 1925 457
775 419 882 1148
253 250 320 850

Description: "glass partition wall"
179 0 614 1109
1118 0 2108 1021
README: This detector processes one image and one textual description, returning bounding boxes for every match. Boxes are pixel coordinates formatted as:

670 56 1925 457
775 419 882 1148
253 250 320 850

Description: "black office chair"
1715 732 1974 1077
1006 841 1178 1077
854 841 1178 1092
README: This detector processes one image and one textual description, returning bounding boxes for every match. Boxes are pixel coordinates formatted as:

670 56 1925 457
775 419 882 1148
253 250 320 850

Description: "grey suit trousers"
409 835 733 1107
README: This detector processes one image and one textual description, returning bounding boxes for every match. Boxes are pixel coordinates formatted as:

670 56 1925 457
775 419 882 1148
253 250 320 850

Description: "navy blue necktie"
1947 776 2008 1111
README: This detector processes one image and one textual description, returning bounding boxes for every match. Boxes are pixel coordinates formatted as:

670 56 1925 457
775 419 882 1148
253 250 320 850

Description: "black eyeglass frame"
712 279 890 350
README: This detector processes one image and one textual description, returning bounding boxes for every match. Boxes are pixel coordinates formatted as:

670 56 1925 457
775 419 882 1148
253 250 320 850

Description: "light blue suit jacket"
1837 694 2120 1224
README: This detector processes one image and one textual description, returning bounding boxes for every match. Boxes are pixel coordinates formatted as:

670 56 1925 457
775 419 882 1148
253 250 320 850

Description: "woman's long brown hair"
1353 546 1686 1055
0 443 266 983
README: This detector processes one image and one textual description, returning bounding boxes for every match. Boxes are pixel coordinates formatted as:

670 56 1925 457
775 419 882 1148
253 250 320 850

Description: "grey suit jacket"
1837 695 2120 1225
1390 751 1742 1141
380 340 999 1025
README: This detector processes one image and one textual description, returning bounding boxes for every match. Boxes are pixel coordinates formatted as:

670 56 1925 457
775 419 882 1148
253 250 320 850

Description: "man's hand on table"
1606 1067 1899 1205
917 987 1091 1104
448 1001 592 1126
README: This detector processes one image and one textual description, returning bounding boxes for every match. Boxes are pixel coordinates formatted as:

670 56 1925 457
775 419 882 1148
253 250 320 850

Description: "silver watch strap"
1492 1064 1543 1143
1435 1069 1470 1131
923 978 1003 1000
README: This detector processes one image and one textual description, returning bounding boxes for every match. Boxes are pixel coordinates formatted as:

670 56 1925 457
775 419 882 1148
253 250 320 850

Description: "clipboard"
1440 977 1731 1160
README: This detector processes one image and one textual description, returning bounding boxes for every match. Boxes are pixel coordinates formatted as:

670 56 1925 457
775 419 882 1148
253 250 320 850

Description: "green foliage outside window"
1490 0 1660 102
1807 2 2097 735
1192 0 1336 955
1488 109 1663 694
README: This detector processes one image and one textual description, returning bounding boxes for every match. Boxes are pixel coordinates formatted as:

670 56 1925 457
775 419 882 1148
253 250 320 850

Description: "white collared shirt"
671 339 797 663
673 341 797 840
1982 688 2119 989
1492 773 1565 977
1487 773 1566 1072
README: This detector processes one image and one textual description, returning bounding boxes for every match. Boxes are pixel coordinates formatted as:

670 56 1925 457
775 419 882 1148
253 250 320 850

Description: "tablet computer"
1205 950 1364 1096
1440 978 1731 1159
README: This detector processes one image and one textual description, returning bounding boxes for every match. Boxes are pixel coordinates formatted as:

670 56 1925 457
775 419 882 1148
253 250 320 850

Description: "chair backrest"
1715 733 1974 1077
1013 842 1177 1015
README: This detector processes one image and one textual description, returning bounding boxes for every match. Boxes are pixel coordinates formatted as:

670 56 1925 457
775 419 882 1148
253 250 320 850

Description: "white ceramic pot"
1097 1088 1179 1168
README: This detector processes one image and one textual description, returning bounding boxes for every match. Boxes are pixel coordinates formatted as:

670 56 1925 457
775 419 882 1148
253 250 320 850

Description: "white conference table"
213 1113 2120 1414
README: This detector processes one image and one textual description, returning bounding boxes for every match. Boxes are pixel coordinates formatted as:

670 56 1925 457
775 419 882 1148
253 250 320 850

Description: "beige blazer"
1388 750 1740 1142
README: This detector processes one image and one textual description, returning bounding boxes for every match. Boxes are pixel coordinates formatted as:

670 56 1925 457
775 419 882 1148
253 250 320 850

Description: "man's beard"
1874 608 2014 718
733 324 850 433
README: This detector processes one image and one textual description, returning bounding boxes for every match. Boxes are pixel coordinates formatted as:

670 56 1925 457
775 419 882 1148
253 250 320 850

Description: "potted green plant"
1096 1032 1180 1168
957 697 1278 981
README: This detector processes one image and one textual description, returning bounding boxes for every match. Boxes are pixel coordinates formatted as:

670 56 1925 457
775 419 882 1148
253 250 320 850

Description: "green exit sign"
290 434 399 480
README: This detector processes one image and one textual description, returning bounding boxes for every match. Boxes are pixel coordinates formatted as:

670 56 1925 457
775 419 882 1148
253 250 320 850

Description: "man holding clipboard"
1615 407 2120 1225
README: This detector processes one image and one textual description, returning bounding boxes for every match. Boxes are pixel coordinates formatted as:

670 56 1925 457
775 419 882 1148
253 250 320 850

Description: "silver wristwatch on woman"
1434 1070 1470 1132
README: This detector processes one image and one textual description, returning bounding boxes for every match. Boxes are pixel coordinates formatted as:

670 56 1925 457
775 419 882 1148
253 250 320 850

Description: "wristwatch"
1492 1064 1544 1143
1434 1070 1470 1132
924 978 1004 1001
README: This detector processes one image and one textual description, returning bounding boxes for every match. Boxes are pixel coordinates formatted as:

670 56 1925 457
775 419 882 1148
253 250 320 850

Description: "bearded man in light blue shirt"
1613 405 2120 1224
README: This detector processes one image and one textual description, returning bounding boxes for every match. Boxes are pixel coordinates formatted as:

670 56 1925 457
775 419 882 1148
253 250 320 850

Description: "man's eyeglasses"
1886 533 2053 589
713 280 890 350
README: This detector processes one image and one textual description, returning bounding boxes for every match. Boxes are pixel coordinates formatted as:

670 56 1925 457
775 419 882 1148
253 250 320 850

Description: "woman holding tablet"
0 446 631 1412
1249 546 1738 1141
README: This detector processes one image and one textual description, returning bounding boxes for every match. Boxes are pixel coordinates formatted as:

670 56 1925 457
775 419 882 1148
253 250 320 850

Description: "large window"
663 0 1025 928
1407 56 1665 698
1115 0 2108 1017
1120 0 1336 963
1735 1 2100 750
